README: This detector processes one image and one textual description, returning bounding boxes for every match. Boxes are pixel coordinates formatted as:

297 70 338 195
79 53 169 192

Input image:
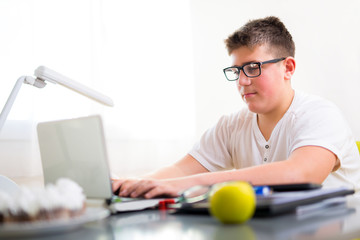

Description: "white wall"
190 0 360 140
0 0 195 178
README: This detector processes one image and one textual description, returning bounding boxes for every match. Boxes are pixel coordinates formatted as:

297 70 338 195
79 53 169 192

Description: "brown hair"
225 16 295 57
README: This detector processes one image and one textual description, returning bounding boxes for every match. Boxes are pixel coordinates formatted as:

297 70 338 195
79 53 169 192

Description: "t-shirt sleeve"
188 114 236 172
289 99 353 162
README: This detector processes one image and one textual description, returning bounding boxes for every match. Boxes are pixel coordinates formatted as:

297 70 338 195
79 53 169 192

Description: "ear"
284 57 296 80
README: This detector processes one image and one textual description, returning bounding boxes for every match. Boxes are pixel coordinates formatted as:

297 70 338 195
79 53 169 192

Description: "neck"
257 89 295 140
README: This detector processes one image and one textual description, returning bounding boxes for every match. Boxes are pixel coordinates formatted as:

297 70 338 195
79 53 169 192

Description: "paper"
109 199 162 213
296 197 346 215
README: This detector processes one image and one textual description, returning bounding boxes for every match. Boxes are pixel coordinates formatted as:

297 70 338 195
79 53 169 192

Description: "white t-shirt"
189 90 360 191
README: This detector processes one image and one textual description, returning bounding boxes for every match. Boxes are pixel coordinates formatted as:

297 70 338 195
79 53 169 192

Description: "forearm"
142 165 188 179
189 161 305 186
187 159 331 187
186 146 335 186
143 154 209 180
142 161 312 195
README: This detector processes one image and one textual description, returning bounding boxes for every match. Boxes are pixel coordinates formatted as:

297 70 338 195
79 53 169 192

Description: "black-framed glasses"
223 57 286 81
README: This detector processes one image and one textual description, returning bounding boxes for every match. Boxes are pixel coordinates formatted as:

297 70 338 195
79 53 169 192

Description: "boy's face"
230 44 290 115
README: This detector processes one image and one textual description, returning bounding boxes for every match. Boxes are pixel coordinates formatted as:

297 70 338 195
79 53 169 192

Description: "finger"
144 185 179 199
129 180 157 198
112 179 125 193
124 179 154 198
113 178 137 196
118 179 142 197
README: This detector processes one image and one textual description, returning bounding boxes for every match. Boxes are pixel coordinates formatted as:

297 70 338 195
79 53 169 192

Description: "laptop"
37 115 165 212
37 115 114 200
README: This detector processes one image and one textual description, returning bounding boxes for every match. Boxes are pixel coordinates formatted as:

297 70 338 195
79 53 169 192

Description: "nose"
237 72 251 87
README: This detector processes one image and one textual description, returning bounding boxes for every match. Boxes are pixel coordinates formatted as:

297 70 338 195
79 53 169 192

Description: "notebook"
37 115 163 212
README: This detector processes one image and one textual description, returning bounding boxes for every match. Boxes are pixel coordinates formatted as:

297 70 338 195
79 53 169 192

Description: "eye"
244 63 259 76
248 63 258 70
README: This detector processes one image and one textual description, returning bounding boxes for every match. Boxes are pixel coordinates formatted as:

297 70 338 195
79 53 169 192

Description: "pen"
253 186 271 196
158 199 177 210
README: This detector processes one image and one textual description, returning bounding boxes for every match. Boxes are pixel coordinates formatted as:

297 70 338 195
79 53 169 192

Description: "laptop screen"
37 115 113 199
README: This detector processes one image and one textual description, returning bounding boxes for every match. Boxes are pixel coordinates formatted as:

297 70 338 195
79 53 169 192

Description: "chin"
246 105 258 113
246 104 264 114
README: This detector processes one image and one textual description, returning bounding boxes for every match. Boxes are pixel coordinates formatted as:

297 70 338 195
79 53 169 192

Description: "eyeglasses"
165 182 271 211
177 181 271 204
223 57 286 81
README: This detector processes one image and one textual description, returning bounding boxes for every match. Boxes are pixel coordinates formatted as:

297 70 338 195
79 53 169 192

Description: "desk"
7 195 360 240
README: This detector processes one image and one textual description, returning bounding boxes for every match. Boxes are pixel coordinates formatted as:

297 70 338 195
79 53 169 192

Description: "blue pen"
253 186 271 196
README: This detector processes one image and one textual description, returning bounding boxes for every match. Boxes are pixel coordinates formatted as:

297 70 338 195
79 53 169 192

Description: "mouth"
242 92 257 100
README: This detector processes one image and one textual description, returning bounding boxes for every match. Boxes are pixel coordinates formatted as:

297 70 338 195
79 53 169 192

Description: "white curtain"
0 0 195 178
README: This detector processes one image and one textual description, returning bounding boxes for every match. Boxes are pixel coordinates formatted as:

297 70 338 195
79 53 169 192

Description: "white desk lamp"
0 66 114 194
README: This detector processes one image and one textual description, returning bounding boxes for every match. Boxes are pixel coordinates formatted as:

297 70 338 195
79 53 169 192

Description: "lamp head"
34 66 114 107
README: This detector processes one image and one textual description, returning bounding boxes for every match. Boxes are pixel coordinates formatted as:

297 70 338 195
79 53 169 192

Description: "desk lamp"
0 66 114 194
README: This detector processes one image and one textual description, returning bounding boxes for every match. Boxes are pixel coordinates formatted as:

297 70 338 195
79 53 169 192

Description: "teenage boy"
113 16 360 198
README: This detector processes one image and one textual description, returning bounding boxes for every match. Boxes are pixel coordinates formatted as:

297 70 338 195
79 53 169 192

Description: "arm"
114 145 337 198
190 146 337 186
112 154 208 196
142 154 209 179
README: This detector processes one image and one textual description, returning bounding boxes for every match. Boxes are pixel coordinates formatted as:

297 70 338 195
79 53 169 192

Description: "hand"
112 178 190 199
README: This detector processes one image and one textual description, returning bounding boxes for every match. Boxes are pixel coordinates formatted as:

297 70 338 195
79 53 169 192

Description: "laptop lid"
37 115 113 199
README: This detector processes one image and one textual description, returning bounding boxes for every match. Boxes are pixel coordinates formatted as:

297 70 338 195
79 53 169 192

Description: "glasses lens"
243 63 260 77
224 67 239 81
181 185 210 203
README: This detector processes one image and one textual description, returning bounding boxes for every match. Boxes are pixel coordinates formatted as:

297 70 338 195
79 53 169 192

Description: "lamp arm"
0 76 46 132
1 66 113 132
0 76 26 131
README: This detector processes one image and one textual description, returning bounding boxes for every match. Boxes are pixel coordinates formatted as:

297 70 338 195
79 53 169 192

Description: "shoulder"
290 90 341 117
287 90 350 137
293 90 337 108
